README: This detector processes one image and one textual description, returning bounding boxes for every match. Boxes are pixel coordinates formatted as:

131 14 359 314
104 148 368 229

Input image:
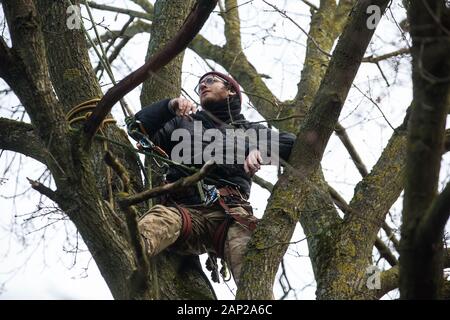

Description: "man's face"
196 76 232 106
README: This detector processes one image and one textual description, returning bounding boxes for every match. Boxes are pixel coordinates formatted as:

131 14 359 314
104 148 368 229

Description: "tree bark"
237 0 390 300
400 0 450 299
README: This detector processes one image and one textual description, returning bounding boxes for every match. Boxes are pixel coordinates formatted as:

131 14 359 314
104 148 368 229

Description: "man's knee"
138 204 183 256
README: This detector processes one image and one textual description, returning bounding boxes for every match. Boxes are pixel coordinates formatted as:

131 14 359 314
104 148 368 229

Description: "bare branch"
382 222 400 251
237 0 391 300
374 238 398 266
377 266 399 299
84 0 218 142
400 0 450 299
416 181 450 254
2 0 69 153
263 1 332 59
129 0 154 13
334 123 369 177
252 174 274 192
0 36 15 79
26 177 60 203
85 1 153 20
91 20 152 46
328 185 398 267
95 17 135 74
223 0 242 52
0 118 48 164
377 247 450 299
118 160 216 208
301 0 318 11
363 48 410 63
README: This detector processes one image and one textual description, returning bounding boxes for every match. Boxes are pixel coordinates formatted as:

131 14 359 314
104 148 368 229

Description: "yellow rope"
66 98 117 128
67 99 117 208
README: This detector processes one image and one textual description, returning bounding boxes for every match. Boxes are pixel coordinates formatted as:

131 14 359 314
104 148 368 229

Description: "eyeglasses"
194 76 228 95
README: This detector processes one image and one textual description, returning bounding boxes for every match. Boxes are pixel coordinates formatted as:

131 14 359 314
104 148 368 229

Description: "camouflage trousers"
138 203 257 285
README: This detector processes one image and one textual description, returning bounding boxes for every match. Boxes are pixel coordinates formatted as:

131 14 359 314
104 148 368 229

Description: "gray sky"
1 0 449 300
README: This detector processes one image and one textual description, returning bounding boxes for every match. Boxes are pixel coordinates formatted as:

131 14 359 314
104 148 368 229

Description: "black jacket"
135 99 296 203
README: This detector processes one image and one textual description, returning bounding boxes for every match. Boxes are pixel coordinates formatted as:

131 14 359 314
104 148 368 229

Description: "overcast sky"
1 0 449 300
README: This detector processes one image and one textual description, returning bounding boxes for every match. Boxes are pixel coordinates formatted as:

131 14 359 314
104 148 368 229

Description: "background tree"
0 0 449 299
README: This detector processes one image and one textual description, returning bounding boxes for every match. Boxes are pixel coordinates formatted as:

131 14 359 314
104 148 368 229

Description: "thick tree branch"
377 248 450 299
140 0 195 106
289 0 390 174
0 118 49 164
419 182 450 239
335 119 404 253
377 266 399 299
374 238 398 266
237 0 391 300
328 184 398 267
223 0 242 52
400 0 450 299
288 0 357 132
84 0 218 142
2 0 69 154
344 125 407 257
0 37 14 77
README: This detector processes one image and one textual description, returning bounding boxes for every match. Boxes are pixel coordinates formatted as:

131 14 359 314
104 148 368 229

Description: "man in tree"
129 71 295 285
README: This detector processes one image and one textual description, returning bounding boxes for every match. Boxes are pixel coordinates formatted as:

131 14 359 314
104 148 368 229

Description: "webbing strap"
175 204 193 243
212 198 258 258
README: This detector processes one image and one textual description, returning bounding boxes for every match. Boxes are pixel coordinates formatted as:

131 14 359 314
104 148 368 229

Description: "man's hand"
169 97 197 117
244 149 263 176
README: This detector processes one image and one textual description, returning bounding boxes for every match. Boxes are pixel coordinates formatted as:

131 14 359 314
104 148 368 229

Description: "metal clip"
204 185 219 206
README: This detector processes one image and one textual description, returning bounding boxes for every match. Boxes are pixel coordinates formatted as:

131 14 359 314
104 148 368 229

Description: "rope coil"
67 98 117 209
66 98 117 128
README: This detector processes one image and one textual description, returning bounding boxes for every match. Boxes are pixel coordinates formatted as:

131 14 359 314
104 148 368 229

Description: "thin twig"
85 1 152 20
262 0 332 58
352 84 396 132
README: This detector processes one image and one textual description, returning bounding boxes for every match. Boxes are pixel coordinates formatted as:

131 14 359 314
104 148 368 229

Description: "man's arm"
134 99 175 137
134 97 197 137
244 123 296 175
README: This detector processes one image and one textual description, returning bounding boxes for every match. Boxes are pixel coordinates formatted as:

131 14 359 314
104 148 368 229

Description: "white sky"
1 0 449 300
